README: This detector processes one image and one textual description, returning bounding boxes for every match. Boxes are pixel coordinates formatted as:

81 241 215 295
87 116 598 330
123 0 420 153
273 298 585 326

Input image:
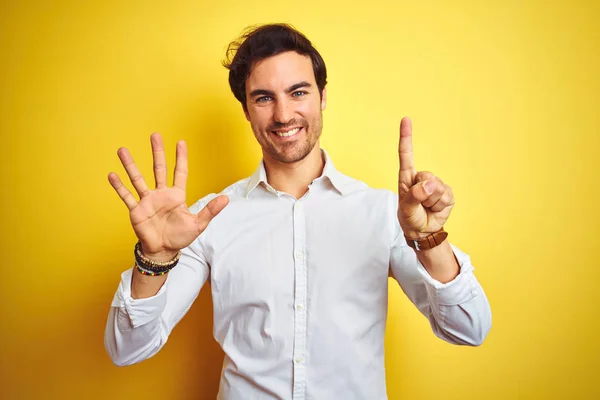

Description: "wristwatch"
404 227 448 251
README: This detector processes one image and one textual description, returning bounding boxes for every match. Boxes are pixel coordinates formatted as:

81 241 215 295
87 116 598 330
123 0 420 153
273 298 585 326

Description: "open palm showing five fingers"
108 133 229 261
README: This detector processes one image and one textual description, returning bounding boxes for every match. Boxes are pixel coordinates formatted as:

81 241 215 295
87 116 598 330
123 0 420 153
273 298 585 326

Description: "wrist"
139 243 179 263
403 231 432 240
403 227 448 252
142 251 179 263
134 241 181 277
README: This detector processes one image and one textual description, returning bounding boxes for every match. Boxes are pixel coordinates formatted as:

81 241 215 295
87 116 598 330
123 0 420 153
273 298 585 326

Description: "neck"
263 144 324 199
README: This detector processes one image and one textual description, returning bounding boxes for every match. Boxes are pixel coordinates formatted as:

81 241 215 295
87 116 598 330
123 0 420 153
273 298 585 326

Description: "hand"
108 133 229 261
397 117 455 239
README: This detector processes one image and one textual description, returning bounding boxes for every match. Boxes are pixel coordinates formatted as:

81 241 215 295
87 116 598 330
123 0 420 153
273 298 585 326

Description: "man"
105 24 491 399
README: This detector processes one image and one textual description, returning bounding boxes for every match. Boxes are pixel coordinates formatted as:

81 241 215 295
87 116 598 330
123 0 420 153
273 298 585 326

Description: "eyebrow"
249 81 313 98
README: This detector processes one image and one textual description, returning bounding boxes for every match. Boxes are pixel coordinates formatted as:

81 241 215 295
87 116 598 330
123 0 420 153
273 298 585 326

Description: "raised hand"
397 117 454 240
108 133 229 261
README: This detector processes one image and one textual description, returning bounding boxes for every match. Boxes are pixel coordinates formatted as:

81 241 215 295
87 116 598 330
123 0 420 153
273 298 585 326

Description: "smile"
272 127 302 137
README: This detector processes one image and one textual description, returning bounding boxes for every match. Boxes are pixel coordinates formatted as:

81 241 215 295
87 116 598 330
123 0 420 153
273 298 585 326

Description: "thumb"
196 195 230 232
401 180 436 208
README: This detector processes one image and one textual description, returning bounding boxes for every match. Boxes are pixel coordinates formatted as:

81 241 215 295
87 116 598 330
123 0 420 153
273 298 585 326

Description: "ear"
243 105 250 122
320 86 327 111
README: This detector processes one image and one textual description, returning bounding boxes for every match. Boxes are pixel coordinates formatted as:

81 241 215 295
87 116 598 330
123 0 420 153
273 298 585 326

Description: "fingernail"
424 180 436 194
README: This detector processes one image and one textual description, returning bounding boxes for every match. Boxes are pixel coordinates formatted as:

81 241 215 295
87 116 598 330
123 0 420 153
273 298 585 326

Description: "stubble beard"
255 112 323 164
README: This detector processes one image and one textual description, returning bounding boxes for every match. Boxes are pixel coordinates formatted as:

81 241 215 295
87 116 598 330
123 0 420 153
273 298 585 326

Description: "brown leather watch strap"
404 227 448 251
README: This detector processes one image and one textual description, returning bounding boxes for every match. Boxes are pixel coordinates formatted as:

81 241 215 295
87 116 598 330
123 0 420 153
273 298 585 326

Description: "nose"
273 98 293 124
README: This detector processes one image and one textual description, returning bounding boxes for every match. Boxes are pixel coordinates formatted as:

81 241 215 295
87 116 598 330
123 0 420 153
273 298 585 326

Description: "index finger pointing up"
399 117 416 188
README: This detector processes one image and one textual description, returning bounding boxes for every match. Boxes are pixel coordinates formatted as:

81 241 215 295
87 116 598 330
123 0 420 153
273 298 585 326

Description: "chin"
270 144 314 164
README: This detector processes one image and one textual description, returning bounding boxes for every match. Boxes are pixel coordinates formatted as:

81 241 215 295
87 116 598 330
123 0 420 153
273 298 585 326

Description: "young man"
106 24 491 399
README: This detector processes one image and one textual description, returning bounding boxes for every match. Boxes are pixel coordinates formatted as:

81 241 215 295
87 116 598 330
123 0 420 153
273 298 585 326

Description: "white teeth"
275 127 300 137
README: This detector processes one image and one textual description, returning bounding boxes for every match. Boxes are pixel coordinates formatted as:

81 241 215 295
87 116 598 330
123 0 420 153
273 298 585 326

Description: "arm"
388 192 492 346
105 135 227 366
390 235 492 346
104 220 210 366
104 191 220 366
391 117 491 345
415 239 459 284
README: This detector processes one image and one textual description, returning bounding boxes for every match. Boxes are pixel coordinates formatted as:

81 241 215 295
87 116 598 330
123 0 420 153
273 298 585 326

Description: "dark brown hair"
222 23 328 110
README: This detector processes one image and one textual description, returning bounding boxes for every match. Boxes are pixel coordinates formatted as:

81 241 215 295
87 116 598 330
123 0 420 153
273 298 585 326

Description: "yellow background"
1 0 598 399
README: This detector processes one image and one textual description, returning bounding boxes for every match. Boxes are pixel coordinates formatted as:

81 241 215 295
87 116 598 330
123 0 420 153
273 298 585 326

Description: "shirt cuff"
110 267 168 328
416 243 479 306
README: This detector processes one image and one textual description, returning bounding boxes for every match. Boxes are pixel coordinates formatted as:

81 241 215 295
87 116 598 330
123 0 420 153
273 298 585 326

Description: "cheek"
247 110 269 131
289 104 318 126
304 103 323 124
296 101 316 114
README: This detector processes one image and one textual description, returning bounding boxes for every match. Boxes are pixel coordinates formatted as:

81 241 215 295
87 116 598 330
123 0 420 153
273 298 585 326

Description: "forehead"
246 51 315 92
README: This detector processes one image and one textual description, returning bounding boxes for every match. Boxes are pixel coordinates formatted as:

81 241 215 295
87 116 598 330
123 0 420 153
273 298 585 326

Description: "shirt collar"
244 149 353 198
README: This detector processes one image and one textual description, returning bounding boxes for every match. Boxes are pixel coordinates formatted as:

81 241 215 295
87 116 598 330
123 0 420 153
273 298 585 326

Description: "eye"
256 96 272 103
292 91 308 98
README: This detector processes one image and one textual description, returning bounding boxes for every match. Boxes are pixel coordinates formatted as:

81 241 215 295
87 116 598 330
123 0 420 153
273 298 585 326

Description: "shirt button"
296 304 304 310
295 357 303 364
295 252 304 259
294 203 301 210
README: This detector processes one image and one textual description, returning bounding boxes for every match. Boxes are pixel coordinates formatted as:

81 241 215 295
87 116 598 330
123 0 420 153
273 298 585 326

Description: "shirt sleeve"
104 194 219 366
387 191 492 346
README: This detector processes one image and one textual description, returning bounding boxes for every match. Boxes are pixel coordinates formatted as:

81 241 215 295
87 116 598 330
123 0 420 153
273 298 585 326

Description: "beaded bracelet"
135 263 171 277
134 241 181 274
134 241 181 267
134 249 176 273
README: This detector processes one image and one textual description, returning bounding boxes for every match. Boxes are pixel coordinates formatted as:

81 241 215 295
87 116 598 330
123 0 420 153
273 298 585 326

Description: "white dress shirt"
105 149 492 400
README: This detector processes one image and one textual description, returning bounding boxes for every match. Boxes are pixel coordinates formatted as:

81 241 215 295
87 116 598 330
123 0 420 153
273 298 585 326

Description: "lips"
271 126 303 138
